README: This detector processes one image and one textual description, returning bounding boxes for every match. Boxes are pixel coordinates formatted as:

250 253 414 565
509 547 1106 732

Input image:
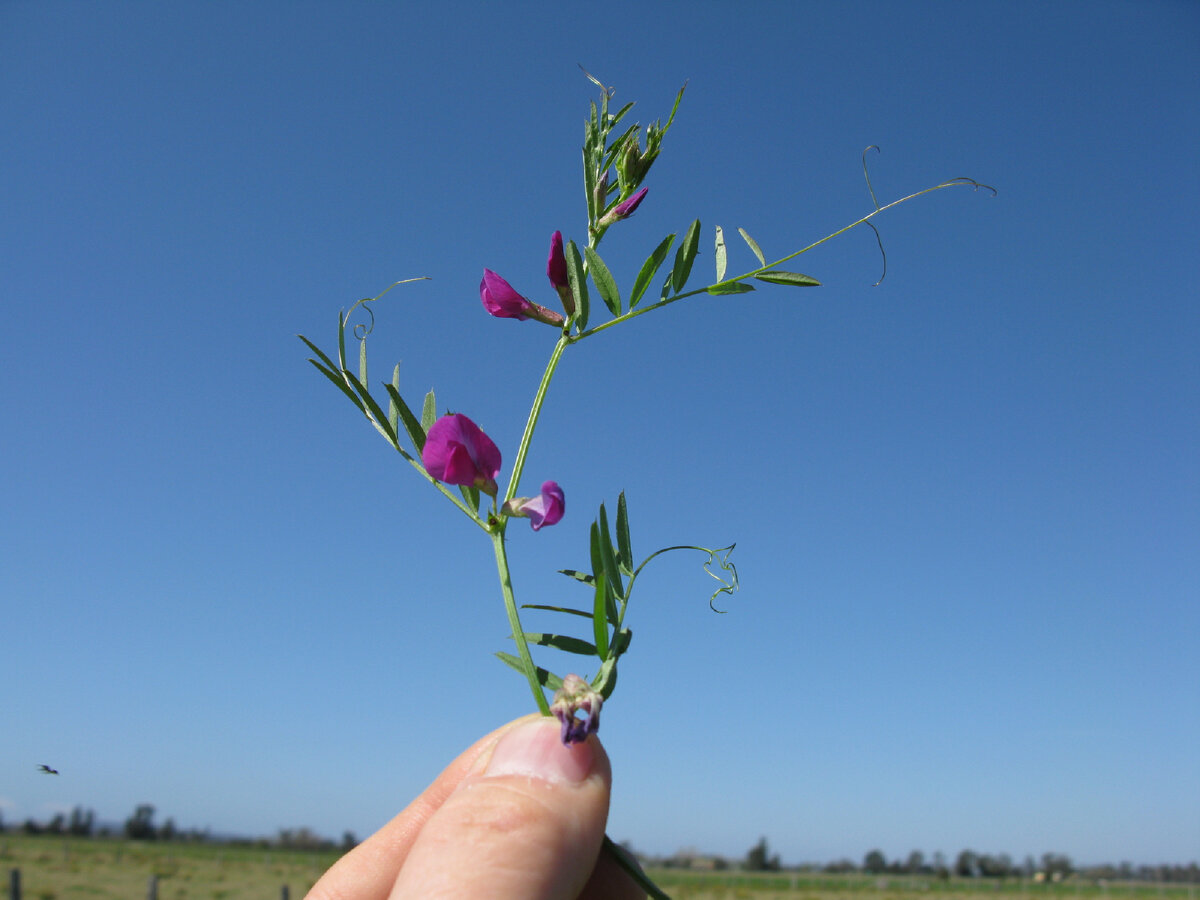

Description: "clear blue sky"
3 0 1197 868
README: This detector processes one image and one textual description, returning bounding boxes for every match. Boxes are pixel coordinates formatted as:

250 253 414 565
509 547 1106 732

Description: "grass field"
2 836 1196 900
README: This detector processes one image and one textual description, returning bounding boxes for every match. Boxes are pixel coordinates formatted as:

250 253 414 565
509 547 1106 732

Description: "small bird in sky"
37 764 59 775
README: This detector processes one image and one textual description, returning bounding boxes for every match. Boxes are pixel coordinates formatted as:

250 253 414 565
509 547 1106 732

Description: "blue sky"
3 0 1197 868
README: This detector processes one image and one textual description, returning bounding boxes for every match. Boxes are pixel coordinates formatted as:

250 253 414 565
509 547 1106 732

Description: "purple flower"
546 231 575 317
598 187 648 227
550 674 603 745
547 231 568 291
421 413 501 497
481 269 534 319
480 269 565 327
503 480 564 531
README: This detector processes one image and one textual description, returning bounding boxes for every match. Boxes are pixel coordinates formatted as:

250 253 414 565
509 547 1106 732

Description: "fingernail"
484 718 595 784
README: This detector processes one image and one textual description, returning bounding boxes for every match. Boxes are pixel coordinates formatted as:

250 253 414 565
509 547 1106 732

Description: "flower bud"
550 674 603 744
597 187 648 228
546 231 574 316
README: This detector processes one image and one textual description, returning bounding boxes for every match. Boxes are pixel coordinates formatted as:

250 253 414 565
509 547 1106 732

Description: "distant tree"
68 806 94 837
23 818 43 835
825 859 858 874
955 850 978 878
906 851 926 874
932 851 949 879
159 818 177 842
864 849 888 874
745 837 773 871
1041 853 1073 880
46 813 65 835
978 854 1011 878
341 831 357 852
125 804 157 840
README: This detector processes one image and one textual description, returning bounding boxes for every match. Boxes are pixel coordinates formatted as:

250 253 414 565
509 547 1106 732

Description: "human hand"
307 715 647 899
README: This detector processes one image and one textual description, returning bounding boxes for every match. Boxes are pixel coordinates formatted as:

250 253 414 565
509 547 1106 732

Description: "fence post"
281 886 290 900
147 873 158 900
10 868 21 900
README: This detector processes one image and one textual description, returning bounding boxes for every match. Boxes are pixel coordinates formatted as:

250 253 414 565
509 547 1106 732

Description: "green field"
1 836 338 900
2 836 1195 900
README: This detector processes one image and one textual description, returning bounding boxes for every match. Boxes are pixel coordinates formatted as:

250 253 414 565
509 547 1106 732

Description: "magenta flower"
547 231 568 291
480 269 565 327
598 187 648 227
546 231 574 316
421 413 501 497
550 674 603 744
503 480 565 531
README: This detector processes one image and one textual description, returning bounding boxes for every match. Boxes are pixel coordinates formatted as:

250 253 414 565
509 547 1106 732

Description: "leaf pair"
503 493 635 700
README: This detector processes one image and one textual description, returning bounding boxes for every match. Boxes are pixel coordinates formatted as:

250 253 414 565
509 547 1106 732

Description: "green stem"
503 333 570 505
492 527 551 715
570 178 988 343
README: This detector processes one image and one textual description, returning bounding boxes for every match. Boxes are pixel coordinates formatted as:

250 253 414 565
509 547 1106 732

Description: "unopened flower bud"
550 674 603 744
546 231 574 316
597 187 648 228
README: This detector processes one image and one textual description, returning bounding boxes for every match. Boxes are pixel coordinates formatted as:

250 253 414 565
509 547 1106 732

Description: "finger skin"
307 716 532 900
306 715 647 900
389 717 608 899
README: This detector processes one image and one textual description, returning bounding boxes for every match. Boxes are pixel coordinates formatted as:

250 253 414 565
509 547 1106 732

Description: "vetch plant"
300 70 993 898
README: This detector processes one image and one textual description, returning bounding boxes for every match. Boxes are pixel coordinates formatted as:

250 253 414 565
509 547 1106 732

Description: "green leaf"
738 227 766 266
565 239 590 332
383 383 427 453
459 484 480 514
671 219 701 292
336 310 348 371
714 225 727 282
616 492 633 577
629 233 675 309
613 627 633 656
592 657 618 699
592 573 610 659
521 603 594 619
558 569 597 586
755 270 821 287
706 281 756 295
297 334 340 375
421 389 437 434
306 358 366 413
388 365 401 435
597 504 625 603
609 100 635 127
589 521 604 586
341 369 398 447
524 633 599 657
584 247 621 316
495 652 561 692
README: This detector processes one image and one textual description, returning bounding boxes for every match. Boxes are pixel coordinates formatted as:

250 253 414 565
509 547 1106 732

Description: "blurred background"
2 0 1197 865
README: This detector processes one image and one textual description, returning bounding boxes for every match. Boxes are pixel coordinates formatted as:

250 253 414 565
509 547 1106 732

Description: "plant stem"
570 178 990 343
503 333 570 505
491 527 551 715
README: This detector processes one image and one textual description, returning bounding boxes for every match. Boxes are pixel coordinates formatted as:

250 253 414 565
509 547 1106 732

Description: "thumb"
389 716 611 900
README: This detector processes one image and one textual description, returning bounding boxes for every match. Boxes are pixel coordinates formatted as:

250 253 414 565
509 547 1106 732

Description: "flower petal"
480 269 532 319
522 480 564 530
421 413 502 492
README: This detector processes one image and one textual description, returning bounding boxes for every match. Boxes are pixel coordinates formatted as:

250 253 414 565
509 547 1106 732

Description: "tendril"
862 145 882 211
351 303 375 340
862 146 888 285
701 543 739 613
